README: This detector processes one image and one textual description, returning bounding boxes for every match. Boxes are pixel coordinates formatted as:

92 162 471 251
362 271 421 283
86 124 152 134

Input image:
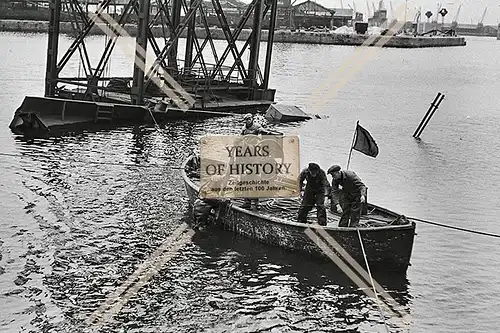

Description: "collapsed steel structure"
44 0 278 108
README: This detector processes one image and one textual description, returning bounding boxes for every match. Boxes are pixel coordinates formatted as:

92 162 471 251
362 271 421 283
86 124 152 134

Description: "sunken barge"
9 0 283 138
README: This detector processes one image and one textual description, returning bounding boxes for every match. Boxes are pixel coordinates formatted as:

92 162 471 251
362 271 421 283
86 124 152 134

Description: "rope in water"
357 229 390 333
407 216 500 239
4 149 500 239
261 198 500 239
0 151 181 169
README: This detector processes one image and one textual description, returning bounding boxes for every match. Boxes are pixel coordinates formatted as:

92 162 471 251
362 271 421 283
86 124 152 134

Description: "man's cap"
308 162 320 171
243 113 253 120
327 165 341 174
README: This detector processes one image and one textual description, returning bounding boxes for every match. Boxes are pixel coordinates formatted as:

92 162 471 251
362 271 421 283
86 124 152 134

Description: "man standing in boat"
241 113 281 136
297 163 329 226
327 165 367 227
240 113 281 209
185 148 201 178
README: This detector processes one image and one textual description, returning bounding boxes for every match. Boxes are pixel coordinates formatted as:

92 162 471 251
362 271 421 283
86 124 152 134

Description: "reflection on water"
1 119 412 333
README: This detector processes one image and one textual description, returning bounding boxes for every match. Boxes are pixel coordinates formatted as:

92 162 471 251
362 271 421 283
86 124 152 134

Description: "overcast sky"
292 0 499 25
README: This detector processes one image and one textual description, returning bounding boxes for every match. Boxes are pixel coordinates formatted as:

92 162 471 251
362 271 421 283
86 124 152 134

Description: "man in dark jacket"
240 113 282 209
327 165 367 227
297 163 329 226
185 149 201 178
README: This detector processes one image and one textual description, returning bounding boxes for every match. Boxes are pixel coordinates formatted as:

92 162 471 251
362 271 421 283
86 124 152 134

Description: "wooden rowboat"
181 156 416 273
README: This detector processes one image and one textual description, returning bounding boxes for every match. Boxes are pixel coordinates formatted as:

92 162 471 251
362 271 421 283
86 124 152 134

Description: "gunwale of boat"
181 156 415 232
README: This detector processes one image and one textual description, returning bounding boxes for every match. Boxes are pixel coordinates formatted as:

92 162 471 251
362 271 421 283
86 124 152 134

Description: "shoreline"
0 19 467 48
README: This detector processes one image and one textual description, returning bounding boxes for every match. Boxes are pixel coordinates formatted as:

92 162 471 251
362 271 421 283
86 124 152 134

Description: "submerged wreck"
9 0 304 138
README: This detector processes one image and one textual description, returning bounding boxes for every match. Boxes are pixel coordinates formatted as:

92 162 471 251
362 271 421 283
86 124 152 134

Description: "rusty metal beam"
57 0 112 74
263 0 277 89
210 0 248 81
248 0 263 97
192 5 223 79
131 0 151 104
144 0 202 89
169 0 182 71
226 4 270 84
83 0 137 99
184 0 196 69
45 0 61 97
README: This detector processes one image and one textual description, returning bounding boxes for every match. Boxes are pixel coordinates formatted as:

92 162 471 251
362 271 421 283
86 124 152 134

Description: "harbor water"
1 32 500 332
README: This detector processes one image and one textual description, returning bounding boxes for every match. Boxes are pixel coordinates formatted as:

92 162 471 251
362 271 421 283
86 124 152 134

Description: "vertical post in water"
262 0 277 90
45 0 61 97
415 93 445 138
248 0 263 100
132 0 151 105
413 92 441 138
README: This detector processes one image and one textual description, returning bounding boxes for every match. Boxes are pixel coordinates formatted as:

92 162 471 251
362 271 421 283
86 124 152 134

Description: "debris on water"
14 276 29 286
3 288 25 296
206 297 222 309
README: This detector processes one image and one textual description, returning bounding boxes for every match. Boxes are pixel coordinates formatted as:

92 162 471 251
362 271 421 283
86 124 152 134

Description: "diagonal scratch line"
93 12 194 109
88 12 195 110
304 228 397 315
314 227 409 317
304 227 412 328
310 4 411 113
84 223 194 331
100 11 196 108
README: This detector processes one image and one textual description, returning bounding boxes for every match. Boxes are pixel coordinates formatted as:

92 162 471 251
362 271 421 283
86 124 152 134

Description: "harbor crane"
451 3 461 29
477 6 487 30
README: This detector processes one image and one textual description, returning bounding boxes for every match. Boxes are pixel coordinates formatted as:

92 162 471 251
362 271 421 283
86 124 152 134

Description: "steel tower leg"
169 0 182 74
184 0 196 70
45 0 61 97
132 0 151 105
262 0 277 90
248 0 263 99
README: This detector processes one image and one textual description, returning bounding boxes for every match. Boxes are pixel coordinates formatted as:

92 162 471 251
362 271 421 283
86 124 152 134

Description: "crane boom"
453 4 461 23
479 6 487 24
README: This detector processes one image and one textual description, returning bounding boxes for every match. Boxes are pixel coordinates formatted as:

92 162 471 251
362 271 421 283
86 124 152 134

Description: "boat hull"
182 165 416 273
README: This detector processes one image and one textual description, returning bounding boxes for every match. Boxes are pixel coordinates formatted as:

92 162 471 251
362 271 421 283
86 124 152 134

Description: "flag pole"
346 120 358 170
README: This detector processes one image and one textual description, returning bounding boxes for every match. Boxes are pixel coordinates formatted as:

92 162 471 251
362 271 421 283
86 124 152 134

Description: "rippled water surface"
1 32 500 332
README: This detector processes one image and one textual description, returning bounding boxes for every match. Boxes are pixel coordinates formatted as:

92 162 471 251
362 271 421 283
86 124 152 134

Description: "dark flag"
353 123 379 158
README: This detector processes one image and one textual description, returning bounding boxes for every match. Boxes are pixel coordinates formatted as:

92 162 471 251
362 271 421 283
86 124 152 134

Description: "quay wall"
0 19 466 48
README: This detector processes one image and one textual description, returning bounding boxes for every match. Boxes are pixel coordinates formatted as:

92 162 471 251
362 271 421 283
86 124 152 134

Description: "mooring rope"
407 216 500 239
357 229 390 333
